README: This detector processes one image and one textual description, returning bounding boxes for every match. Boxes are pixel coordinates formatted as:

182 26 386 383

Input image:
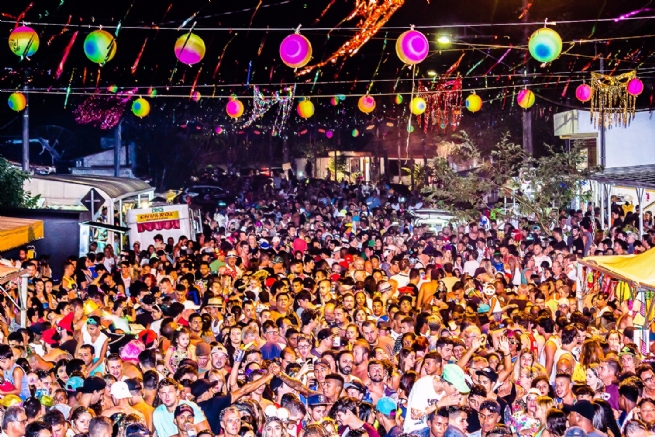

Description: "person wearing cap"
100 381 146 421
125 378 154 431
307 394 330 424
170 404 196 437
619 345 639 374
567 400 605 437
218 251 242 279
404 364 470 435
344 380 367 401
41 329 67 363
73 376 107 409
375 396 401 437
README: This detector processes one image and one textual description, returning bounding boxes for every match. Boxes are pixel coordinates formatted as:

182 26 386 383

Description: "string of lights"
3 14 655 32
10 65 655 94
0 78 603 100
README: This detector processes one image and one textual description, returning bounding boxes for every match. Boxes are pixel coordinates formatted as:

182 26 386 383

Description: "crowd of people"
0 178 654 437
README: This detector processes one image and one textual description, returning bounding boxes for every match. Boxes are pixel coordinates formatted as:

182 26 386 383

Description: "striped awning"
0 217 44 252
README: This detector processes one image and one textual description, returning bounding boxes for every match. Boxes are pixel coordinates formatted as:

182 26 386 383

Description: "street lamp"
437 35 451 44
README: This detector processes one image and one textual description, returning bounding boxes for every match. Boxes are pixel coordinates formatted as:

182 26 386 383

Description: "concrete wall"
554 110 655 168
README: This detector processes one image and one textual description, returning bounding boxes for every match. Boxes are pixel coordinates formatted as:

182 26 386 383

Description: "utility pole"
22 78 29 172
114 120 122 177
522 0 534 155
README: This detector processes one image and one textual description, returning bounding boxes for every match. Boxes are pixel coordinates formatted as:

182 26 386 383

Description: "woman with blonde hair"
585 363 605 393
534 396 555 437
261 417 289 437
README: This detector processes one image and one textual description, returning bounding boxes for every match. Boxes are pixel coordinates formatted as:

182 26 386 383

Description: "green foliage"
328 155 349 181
425 131 598 233
0 157 39 208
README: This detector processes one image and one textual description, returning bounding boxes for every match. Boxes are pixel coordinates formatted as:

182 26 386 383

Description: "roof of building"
32 175 153 199
590 164 655 190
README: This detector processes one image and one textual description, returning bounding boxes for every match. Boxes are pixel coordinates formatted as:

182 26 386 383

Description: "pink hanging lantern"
627 78 644 96
279 34 312 69
575 84 592 103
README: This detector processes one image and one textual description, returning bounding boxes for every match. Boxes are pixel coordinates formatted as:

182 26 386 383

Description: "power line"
5 14 655 32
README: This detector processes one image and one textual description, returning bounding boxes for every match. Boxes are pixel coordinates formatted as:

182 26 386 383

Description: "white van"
410 208 456 232
126 205 202 249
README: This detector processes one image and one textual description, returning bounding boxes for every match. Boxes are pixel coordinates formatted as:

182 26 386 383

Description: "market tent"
580 247 655 289
0 217 44 252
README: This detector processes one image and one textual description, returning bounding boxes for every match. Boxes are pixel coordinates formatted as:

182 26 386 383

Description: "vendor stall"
579 248 655 355
0 217 44 252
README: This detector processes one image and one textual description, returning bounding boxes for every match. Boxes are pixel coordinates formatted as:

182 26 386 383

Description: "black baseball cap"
317 329 333 342
476 367 499 383
569 400 594 421
190 379 218 399
77 376 106 394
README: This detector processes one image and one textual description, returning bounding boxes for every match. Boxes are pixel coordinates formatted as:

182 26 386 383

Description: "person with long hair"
592 399 621 437
261 417 288 437
533 397 555 437
585 363 605 393
398 348 417 374
545 409 567 437
572 339 604 384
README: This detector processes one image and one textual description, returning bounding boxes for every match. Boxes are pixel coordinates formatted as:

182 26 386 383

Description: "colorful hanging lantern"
358 95 376 114
465 94 482 112
410 97 427 115
528 28 562 63
84 30 117 64
627 78 644 96
174 33 206 65
191 91 202 102
337 94 346 101
214 126 224 134
279 33 312 69
330 97 339 106
131 98 150 118
8 26 39 58
407 124 415 133
575 84 592 103
352 129 360 137
107 85 118 94
396 29 429 65
297 100 315 118
7 92 26 112
326 130 334 139
517 90 535 109
395 94 403 104
226 98 244 119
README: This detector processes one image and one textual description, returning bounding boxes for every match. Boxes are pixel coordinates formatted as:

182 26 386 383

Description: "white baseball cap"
111 381 132 400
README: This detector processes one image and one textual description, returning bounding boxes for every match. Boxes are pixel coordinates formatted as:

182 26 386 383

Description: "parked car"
173 185 236 208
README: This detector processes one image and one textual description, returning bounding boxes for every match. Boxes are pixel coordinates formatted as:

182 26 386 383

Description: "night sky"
0 0 653 176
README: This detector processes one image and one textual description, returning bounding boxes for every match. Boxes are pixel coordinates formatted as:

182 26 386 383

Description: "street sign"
81 188 106 218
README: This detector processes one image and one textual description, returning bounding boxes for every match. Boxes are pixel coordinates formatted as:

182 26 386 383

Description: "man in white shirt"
404 364 470 435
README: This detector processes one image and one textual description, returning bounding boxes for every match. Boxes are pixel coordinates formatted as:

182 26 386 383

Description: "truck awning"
0 217 44 252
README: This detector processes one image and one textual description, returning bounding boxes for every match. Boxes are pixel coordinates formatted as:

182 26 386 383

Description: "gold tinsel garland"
590 70 637 128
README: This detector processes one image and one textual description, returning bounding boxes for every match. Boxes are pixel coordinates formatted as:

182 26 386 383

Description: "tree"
0 157 39 208
426 132 598 233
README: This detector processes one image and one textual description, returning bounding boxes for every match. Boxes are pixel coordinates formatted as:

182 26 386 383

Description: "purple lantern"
575 84 592 103
627 78 644 97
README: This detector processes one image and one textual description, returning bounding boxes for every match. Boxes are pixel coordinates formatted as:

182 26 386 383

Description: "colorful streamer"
55 31 78 80
213 33 237 79
484 46 512 76
131 38 148 75
297 0 405 76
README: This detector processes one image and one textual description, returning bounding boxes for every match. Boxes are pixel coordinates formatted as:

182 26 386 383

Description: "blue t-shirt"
261 341 282 360
153 400 206 437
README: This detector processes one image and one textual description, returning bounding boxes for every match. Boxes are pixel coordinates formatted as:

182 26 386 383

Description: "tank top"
5 363 30 400
550 347 576 383
538 336 560 368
